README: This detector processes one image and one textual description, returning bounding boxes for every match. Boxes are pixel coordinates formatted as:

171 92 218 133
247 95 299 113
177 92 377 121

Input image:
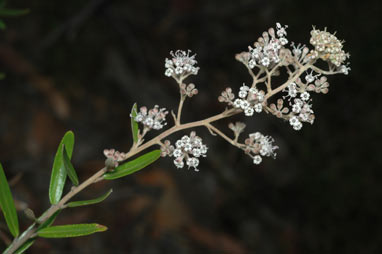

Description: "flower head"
166 132 207 171
309 27 349 67
134 105 168 131
165 50 199 81
244 132 278 164
246 23 289 69
104 149 127 168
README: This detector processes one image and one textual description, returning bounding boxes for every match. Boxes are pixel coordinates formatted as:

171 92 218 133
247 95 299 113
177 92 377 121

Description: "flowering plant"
0 23 349 253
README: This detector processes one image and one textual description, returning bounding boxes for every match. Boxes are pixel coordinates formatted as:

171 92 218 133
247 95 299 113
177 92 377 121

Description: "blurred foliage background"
0 0 381 253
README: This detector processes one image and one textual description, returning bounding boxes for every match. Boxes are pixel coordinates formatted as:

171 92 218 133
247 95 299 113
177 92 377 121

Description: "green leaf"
37 210 61 231
0 163 19 237
67 189 113 208
131 103 139 144
13 239 35 254
0 72 5 79
0 19 6 30
104 150 161 180
0 8 29 17
49 131 75 204
62 144 79 186
37 223 107 238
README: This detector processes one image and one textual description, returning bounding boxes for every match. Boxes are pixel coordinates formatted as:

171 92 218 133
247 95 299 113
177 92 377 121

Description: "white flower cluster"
309 28 349 67
244 132 278 165
168 132 208 171
134 105 168 130
104 149 128 167
232 84 265 116
164 50 199 79
247 23 289 68
284 80 315 130
289 98 314 130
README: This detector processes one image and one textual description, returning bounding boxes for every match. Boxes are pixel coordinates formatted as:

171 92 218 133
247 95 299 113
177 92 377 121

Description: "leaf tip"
97 224 108 232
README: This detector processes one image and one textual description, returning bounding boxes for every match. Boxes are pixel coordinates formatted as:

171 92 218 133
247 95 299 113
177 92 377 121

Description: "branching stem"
3 107 241 254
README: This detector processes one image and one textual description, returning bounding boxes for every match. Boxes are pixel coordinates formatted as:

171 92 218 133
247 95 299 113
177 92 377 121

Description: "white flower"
234 99 243 108
200 145 208 154
184 143 192 152
175 66 183 75
174 158 184 168
181 135 190 143
293 121 303 130
173 149 182 158
300 92 310 101
253 155 262 165
279 37 288 45
165 68 173 77
340 65 350 75
261 57 270 67
240 100 250 110
143 118 154 127
257 93 264 102
254 103 263 113
176 140 184 148
249 132 262 140
244 107 254 116
248 59 256 68
286 83 297 98
239 90 247 98
292 104 301 113
186 157 200 171
305 74 315 83
289 116 300 126
240 85 250 91
192 148 201 157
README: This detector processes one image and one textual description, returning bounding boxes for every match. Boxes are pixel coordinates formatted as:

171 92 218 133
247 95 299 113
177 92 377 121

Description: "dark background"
0 0 381 253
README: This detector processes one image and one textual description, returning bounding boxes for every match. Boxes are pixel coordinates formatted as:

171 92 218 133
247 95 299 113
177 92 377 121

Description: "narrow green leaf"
104 150 161 180
37 223 107 238
14 238 35 254
62 144 79 186
0 19 6 30
0 163 19 237
49 131 75 204
37 210 61 231
131 103 139 144
0 8 29 17
67 189 113 208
